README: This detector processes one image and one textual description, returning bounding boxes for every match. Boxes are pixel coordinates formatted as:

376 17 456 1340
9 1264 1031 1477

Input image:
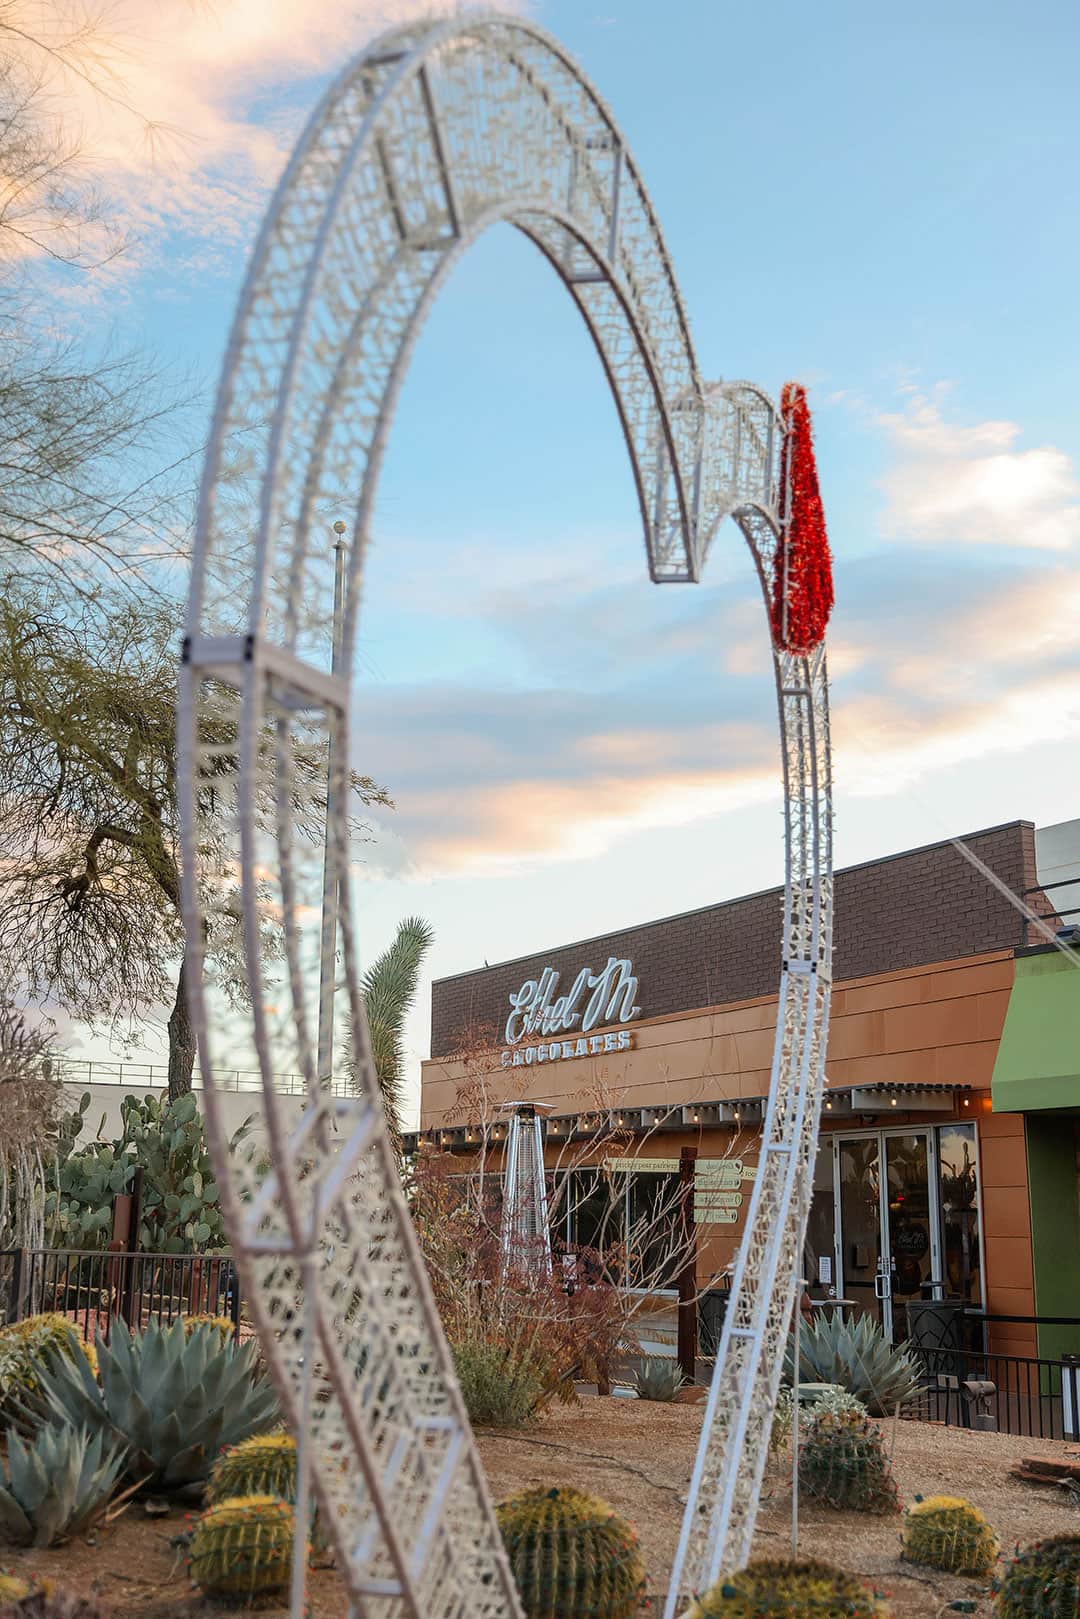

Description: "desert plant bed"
0 1406 1076 1619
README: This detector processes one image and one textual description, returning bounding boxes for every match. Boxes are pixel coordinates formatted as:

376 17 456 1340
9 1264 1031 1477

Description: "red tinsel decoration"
770 382 834 653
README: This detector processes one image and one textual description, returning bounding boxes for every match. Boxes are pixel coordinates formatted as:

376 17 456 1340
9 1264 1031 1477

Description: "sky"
40 0 1080 1120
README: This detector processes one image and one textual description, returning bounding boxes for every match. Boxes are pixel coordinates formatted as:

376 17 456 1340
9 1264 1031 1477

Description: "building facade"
413 820 1080 1359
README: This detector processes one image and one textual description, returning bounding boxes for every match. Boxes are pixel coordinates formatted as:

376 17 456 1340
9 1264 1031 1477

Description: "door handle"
874 1269 890 1300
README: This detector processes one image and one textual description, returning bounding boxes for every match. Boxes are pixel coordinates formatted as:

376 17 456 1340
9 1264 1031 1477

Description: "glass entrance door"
834 1130 942 1339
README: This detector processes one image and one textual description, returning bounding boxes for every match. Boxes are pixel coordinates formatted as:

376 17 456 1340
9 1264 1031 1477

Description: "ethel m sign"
500 957 641 1068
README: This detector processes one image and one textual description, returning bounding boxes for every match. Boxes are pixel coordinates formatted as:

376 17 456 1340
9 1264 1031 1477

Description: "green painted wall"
992 949 1080 1113
1025 1115 1080 1359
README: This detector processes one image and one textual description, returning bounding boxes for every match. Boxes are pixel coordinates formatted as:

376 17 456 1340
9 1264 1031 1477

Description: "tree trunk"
167 960 196 1100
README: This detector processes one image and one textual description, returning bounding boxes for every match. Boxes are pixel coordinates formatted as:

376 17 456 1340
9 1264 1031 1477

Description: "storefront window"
938 1122 982 1309
626 1172 681 1289
804 1141 836 1294
561 1167 625 1281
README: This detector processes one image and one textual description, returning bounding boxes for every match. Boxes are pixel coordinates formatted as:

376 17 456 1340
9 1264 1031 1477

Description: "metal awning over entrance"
404 1082 972 1155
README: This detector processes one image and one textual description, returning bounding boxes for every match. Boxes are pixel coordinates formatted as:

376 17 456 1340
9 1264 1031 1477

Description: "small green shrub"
689 1556 890 1617
0 1422 128 1547
785 1313 921 1415
450 1334 549 1428
633 1357 685 1402
496 1486 645 1619
901 1495 999 1576
798 1406 899 1514
994 1533 1080 1618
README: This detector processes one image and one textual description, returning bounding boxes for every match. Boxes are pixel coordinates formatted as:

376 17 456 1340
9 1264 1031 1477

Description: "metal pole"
791 1277 805 1557
677 1148 698 1384
317 523 347 1088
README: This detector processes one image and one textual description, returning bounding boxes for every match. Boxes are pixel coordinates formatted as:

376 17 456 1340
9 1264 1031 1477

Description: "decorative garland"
770 382 834 653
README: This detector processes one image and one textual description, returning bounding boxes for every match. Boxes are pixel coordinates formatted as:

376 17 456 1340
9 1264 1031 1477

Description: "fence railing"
2 1247 241 1344
1019 876 1077 947
49 1057 354 1097
907 1307 1080 1440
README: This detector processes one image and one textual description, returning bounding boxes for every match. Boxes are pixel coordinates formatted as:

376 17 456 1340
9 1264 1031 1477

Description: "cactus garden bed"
1 1402 1077 1619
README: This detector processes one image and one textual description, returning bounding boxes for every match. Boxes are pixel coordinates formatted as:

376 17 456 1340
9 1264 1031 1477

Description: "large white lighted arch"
179 13 833 1618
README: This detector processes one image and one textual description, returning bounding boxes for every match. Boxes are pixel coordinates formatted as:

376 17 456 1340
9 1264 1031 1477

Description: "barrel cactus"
0 1317 97 1414
799 1406 899 1514
0 1589 106 1619
207 1434 296 1508
995 1533 1080 1618
0 1575 35 1606
182 1314 235 1342
22 1317 278 1488
902 1495 999 1576
689 1557 890 1617
190 1495 294 1604
495 1486 646 1619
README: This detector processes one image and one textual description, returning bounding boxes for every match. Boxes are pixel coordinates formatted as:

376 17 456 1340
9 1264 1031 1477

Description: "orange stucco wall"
421 949 1035 1333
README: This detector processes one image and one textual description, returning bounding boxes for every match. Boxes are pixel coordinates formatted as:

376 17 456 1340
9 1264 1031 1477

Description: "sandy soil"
3 1403 1076 1618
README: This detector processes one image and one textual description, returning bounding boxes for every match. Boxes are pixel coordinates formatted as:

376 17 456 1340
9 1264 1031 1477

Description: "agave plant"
784 1312 921 1415
0 1422 128 1546
21 1317 278 1489
632 1357 685 1402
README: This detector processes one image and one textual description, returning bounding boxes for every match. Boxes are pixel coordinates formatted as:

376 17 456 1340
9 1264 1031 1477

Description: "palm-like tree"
357 916 435 1145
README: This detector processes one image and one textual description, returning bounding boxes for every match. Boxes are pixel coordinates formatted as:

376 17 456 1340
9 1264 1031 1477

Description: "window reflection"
938 1122 982 1309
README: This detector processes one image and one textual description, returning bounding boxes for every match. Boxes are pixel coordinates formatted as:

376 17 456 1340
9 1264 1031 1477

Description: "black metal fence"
907 1308 1080 1440
1 1247 241 1343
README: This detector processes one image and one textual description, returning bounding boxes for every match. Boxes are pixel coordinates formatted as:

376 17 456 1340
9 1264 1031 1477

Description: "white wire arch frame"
177 11 834 1619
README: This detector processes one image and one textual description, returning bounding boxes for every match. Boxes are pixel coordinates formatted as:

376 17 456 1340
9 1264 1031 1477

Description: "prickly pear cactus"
688 1557 890 1617
495 1486 645 1619
995 1533 1080 1619
799 1406 899 1514
189 1494 294 1603
901 1495 999 1576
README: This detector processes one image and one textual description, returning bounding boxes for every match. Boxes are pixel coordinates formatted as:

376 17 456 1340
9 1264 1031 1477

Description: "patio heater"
500 1102 552 1280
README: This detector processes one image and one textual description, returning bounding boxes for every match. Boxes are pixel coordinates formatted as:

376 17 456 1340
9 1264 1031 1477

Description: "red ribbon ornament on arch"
770 382 834 654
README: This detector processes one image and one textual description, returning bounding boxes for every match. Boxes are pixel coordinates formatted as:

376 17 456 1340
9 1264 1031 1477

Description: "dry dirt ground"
3 1403 1077 1619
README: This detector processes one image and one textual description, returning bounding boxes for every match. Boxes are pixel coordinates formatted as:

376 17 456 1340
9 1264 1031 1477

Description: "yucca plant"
496 1485 645 1619
190 1495 295 1603
785 1312 921 1415
633 1357 685 1402
994 1533 1080 1618
0 1317 97 1415
901 1495 999 1576
799 1406 899 1514
21 1317 278 1489
0 1423 128 1547
689 1556 890 1617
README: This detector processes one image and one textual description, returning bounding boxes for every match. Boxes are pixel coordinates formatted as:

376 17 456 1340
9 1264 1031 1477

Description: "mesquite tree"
0 584 389 1097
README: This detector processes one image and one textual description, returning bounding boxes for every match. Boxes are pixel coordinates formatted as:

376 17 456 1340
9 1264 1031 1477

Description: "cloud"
344 389 1080 876
877 386 1080 551
22 0 525 291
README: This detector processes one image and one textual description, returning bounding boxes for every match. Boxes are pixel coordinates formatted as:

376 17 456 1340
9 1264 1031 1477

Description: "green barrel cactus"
0 1316 97 1415
206 1433 296 1508
799 1406 899 1514
689 1557 890 1617
995 1533 1080 1618
902 1495 999 1576
190 1495 295 1604
182 1314 235 1342
495 1486 646 1619
0 1583 106 1619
